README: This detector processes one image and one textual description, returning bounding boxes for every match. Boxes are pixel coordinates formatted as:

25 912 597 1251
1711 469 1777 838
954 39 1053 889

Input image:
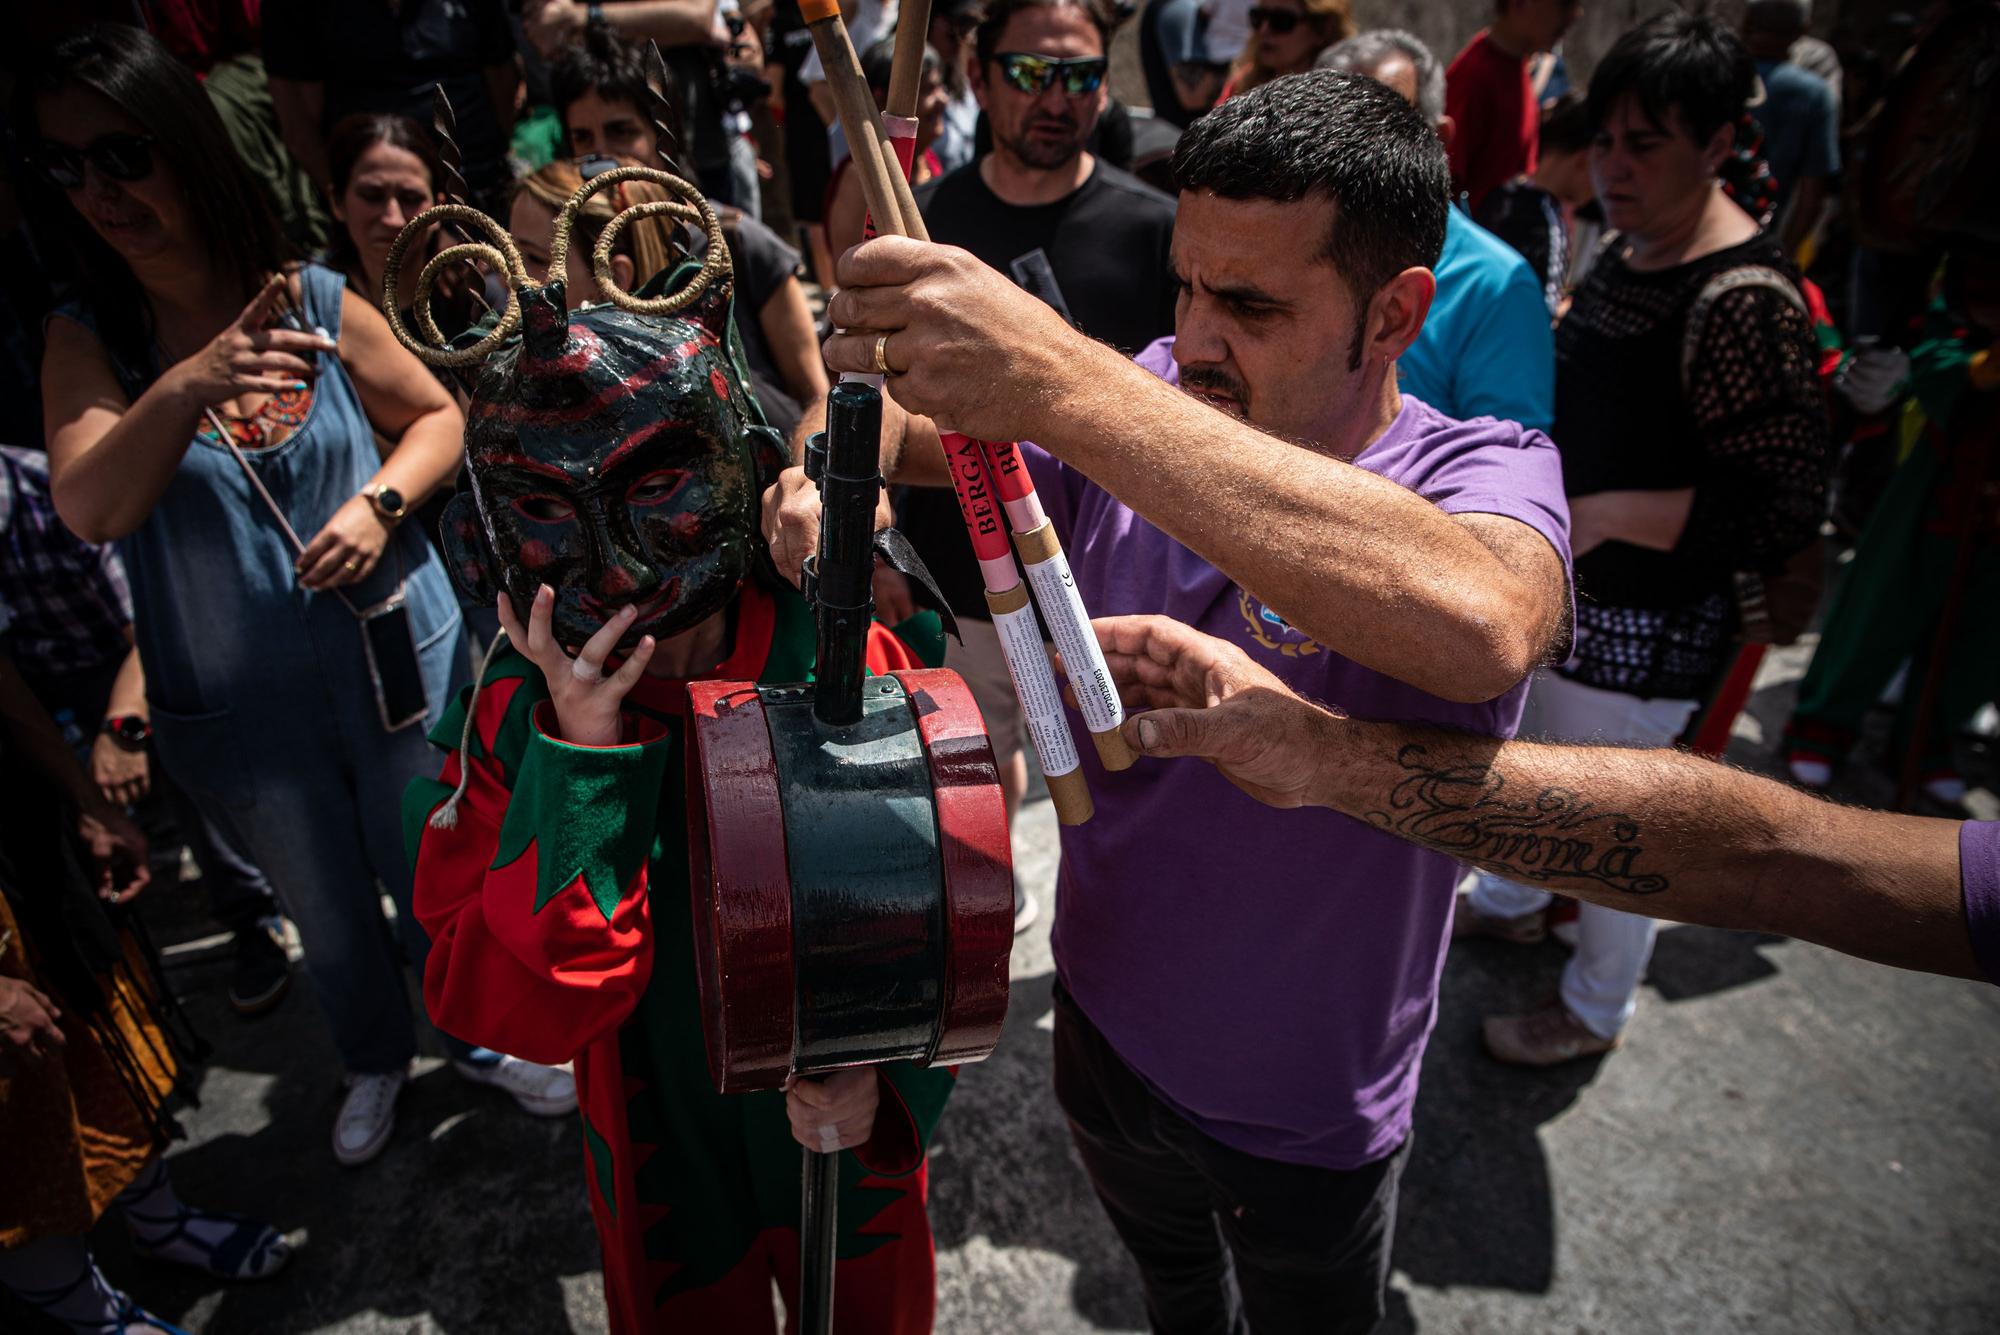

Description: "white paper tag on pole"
992 601 1081 777
1022 551 1124 736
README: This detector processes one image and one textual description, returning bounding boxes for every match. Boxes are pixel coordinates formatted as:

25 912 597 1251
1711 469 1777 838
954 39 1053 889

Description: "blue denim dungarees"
69 264 469 1073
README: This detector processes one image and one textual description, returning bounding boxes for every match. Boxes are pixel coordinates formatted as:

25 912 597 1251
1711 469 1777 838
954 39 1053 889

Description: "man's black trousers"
1052 981 1407 1335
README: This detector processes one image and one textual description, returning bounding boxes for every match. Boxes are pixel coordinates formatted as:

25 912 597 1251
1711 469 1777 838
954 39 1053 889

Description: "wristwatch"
366 484 408 526
101 714 151 750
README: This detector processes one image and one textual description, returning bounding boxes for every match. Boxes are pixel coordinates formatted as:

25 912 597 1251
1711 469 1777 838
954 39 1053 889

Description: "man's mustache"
1180 368 1246 407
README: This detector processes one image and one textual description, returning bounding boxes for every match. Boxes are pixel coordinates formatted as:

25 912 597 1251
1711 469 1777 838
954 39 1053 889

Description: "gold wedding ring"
872 333 894 377
343 559 360 573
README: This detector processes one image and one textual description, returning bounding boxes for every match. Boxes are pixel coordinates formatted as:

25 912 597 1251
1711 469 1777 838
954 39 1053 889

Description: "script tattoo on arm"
1363 744 1670 895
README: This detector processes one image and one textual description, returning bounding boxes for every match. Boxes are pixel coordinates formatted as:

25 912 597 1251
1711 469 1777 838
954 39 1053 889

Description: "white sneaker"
1786 753 1833 788
453 1055 576 1117
334 1070 406 1166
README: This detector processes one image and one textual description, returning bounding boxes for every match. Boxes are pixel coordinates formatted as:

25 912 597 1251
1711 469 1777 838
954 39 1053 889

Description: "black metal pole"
799 1145 841 1335
811 381 883 726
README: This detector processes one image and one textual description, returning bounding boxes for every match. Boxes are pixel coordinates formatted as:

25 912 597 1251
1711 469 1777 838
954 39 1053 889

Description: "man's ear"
611 252 636 293
968 58 989 110
1367 266 1437 367
1435 114 1457 154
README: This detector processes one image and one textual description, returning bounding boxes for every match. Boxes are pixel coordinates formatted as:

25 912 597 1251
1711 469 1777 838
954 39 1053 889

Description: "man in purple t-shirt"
787 70 1575 1330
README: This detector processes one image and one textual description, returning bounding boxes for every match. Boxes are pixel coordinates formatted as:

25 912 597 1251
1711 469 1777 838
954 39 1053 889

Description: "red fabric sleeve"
412 680 671 1066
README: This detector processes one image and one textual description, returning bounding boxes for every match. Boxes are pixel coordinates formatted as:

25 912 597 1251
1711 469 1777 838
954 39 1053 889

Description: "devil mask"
382 166 783 652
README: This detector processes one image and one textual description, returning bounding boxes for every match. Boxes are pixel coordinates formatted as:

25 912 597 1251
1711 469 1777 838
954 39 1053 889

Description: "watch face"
110 716 148 742
378 487 406 516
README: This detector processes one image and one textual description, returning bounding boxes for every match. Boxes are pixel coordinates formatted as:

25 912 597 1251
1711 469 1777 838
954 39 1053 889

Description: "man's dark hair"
1171 69 1448 370
548 23 687 159
1586 12 1756 148
972 0 1116 72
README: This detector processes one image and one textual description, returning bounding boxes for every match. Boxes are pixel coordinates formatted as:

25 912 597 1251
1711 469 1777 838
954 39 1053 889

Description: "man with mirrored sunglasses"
897 0 1178 935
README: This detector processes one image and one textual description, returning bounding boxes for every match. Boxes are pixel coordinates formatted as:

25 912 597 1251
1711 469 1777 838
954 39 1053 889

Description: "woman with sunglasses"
25 25 574 1173
1221 0 1354 101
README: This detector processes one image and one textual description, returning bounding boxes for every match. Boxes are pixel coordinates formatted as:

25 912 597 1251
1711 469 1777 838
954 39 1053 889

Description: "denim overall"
71 264 470 1073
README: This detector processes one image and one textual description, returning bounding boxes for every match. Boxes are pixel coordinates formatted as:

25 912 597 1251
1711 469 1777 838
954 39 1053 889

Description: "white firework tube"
985 582 1093 826
1011 521 1135 771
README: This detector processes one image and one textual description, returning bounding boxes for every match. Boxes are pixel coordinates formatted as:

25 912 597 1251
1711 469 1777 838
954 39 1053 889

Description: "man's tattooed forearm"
1363 744 1669 895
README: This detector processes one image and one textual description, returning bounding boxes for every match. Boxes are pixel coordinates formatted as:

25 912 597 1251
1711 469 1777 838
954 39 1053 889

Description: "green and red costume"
1785 301 2000 774
404 583 955 1334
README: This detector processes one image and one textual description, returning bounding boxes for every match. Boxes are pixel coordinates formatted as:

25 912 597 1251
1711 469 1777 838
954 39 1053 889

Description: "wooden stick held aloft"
886 0 935 121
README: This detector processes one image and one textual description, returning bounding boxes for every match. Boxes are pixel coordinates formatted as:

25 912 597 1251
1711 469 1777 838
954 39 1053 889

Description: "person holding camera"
27 25 573 1169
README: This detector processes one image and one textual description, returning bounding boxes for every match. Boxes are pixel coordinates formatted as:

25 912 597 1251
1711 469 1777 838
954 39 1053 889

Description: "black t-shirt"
1474 180 1566 319
263 0 517 206
900 159 1178 621
699 210 807 439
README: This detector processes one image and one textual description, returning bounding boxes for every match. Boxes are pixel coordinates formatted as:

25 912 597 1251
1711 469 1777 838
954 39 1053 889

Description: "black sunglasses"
31 132 157 190
1247 7 1302 35
994 52 1109 97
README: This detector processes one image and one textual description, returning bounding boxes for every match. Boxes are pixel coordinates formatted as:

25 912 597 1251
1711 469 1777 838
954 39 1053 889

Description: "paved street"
15 640 2000 1334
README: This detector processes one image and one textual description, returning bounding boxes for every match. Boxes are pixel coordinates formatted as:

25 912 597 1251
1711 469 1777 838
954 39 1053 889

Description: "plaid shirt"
0 445 132 676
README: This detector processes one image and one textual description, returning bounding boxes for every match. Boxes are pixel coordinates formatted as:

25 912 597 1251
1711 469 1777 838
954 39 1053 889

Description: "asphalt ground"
7 629 1997 1335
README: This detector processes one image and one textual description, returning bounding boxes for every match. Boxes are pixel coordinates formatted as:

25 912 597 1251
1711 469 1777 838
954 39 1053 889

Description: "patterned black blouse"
1552 231 1828 701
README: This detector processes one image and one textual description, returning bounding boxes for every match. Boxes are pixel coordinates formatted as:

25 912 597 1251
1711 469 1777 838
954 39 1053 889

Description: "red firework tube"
976 440 1134 771
943 432 1092 825
860 113 921 242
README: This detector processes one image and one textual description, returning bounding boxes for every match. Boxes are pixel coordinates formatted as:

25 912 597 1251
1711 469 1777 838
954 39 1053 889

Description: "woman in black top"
1459 14 1829 1067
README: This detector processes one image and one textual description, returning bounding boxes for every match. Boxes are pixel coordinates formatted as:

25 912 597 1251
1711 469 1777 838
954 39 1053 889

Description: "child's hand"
785 1067 880 1154
497 585 657 747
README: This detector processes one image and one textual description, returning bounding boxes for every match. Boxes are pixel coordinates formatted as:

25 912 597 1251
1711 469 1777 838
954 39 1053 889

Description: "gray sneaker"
333 1069 406 1167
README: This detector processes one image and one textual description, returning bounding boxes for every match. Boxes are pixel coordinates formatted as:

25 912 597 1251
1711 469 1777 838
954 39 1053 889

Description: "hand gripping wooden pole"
807 0 1128 823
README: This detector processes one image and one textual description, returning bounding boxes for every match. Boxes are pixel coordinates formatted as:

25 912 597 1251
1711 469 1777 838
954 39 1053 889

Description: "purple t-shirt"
1961 821 2000 985
1028 336 1574 1170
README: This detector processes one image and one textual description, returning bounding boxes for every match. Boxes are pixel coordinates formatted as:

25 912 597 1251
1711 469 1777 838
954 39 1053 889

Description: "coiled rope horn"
547 163 732 317
381 164 734 367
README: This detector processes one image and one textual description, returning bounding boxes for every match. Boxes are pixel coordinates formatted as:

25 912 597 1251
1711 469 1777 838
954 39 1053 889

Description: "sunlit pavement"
10 636 1997 1333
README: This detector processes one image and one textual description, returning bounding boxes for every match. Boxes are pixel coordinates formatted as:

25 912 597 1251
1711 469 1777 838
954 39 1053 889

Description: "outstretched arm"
1094 614 1980 983
815 238 1570 703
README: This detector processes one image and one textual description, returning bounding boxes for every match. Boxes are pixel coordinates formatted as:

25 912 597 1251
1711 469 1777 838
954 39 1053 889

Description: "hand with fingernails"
0 976 66 1070
497 584 658 747
1093 613 1335 809
759 465 898 592
819 236 1086 447
784 1066 880 1154
164 273 336 409
296 492 393 590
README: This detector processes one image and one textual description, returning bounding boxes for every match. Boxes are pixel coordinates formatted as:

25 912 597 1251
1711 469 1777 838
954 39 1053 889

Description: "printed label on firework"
982 440 1034 501
993 602 1080 777
945 433 1012 563
1022 550 1123 736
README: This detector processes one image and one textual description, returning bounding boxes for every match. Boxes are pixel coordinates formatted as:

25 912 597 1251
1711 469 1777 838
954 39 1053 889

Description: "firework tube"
977 441 1133 769
944 432 1093 825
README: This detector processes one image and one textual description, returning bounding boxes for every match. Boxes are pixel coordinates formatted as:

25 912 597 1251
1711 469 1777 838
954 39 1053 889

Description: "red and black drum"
684 382 1013 1094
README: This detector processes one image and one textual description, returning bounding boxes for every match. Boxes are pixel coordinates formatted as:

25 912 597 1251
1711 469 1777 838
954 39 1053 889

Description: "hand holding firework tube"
806 0 1131 808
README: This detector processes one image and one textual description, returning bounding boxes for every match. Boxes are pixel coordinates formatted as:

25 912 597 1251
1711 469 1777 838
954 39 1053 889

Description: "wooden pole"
886 0 934 120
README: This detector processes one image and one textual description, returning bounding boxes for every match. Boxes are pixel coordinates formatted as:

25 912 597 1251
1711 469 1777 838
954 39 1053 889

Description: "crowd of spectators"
1 1 1992 1332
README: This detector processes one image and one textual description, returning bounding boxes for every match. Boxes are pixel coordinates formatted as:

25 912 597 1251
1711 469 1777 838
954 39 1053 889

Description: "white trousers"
1466 669 1699 1039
